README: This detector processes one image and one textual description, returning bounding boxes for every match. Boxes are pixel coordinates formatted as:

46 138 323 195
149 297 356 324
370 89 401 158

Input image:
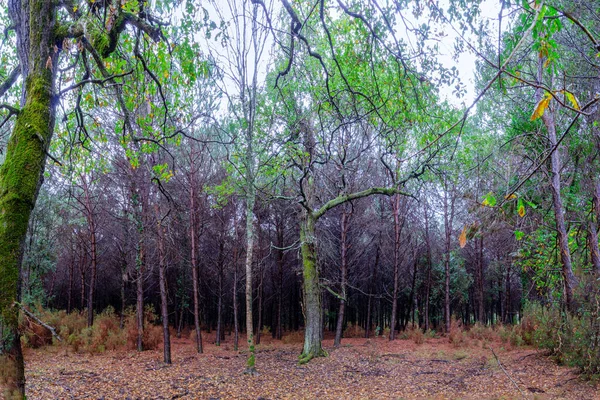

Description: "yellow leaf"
504 193 517 200
518 205 525 217
459 226 467 248
565 91 580 110
530 93 552 121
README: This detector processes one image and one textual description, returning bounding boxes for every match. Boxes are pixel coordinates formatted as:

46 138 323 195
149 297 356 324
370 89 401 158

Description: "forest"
1 0 600 398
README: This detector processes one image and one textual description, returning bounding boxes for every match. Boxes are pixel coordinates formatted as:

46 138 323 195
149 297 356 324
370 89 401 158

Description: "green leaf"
482 192 497 207
517 198 525 217
515 230 525 241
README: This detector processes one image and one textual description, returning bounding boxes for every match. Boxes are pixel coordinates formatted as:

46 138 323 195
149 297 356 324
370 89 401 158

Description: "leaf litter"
24 335 599 399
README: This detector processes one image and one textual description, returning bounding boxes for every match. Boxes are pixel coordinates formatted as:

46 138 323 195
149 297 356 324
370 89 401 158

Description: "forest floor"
24 333 599 399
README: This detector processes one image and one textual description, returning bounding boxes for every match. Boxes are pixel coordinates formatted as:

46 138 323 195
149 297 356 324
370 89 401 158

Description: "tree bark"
390 195 403 339
82 176 97 328
299 211 326 363
216 240 224 346
0 0 57 396
476 236 485 323
155 204 171 364
424 200 432 332
334 205 351 347
537 59 578 310
189 183 203 353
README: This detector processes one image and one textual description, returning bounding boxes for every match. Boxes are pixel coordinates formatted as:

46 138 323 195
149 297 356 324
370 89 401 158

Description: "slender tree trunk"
409 249 418 327
132 184 146 353
390 195 401 340
334 206 351 347
216 240 224 346
79 248 86 311
120 266 126 330
424 200 432 332
156 204 171 364
68 244 74 314
476 236 485 323
504 262 512 323
233 244 239 351
189 184 203 353
443 179 454 334
276 223 284 340
244 188 257 373
83 177 97 328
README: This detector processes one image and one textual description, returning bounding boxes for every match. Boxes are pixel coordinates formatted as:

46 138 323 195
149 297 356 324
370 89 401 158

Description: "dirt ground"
24 334 599 399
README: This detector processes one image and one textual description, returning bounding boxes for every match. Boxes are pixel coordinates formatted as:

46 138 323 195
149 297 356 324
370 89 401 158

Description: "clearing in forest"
25 335 599 399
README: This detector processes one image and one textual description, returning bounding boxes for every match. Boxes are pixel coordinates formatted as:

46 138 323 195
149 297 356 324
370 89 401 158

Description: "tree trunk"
132 185 146 353
409 248 418 327
216 240 224 346
244 188 257 373
424 200 432 332
443 178 454 334
390 195 401 340
233 245 239 351
189 184 203 353
299 212 326 363
0 0 58 396
68 243 74 314
83 177 97 328
537 58 578 310
476 236 485 323
334 206 351 347
276 223 284 340
120 266 126 330
156 204 171 364
504 262 512 324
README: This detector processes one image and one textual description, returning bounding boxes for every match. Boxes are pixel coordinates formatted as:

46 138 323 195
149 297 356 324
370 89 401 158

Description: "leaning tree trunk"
1 1 57 397
537 58 578 310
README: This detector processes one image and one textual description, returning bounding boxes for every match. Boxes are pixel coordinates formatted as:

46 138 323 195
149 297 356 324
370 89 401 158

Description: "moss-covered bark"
298 212 327 364
1 0 57 397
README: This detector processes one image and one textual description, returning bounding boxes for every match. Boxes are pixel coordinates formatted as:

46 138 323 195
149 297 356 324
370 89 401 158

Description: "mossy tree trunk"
299 210 326 363
1 0 57 398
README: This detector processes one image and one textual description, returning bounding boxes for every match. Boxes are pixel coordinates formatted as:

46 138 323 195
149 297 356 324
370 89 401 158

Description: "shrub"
400 325 425 344
344 323 366 338
125 305 162 351
521 301 600 377
281 330 304 344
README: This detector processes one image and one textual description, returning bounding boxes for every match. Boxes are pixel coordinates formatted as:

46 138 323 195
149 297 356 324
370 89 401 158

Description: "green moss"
0 70 53 343
53 23 69 39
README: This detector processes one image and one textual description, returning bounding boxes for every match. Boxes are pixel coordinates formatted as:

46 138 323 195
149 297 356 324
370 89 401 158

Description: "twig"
15 302 62 342
489 346 524 397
